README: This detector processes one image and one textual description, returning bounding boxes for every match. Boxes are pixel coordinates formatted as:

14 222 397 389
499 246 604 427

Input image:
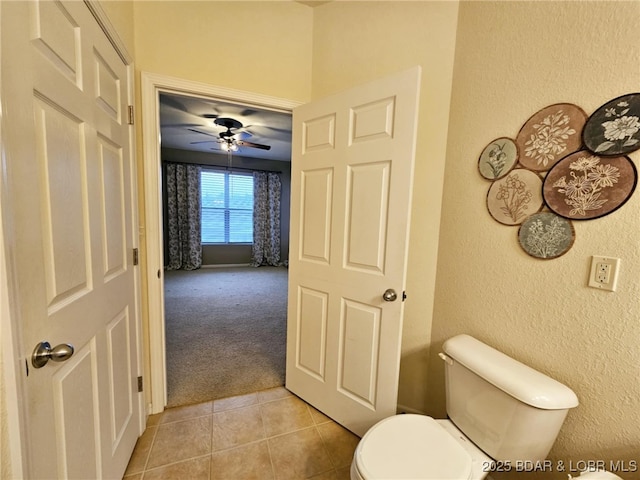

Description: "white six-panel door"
1 1 141 478
286 67 421 436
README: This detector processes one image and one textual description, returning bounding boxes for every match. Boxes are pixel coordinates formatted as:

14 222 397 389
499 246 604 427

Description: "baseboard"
396 404 427 415
200 263 250 268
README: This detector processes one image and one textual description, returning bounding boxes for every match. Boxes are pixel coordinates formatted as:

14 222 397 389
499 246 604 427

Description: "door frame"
0 2 138 478
140 72 301 413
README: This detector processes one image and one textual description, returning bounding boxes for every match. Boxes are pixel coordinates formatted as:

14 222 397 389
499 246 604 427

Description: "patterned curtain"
251 172 281 267
164 162 202 270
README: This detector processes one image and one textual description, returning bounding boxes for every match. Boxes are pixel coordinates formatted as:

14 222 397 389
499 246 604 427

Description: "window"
201 170 253 244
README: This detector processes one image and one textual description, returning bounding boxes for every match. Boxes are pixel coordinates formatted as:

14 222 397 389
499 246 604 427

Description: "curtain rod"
163 159 286 174
205 165 283 175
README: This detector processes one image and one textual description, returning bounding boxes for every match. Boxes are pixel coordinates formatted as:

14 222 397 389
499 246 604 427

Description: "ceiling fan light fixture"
221 139 238 152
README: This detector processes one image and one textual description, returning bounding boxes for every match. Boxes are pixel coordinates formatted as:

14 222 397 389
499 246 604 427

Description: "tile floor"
123 387 360 480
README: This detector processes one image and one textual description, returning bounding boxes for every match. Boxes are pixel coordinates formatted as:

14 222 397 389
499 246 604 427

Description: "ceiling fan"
190 117 271 152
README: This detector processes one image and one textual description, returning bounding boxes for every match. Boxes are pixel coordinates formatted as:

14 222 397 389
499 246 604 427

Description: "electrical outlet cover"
588 255 620 291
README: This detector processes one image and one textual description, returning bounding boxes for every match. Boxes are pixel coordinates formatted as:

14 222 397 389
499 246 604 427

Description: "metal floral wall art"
583 93 640 156
515 103 587 172
518 212 575 260
487 169 543 225
478 137 518 180
478 93 639 259
543 151 637 220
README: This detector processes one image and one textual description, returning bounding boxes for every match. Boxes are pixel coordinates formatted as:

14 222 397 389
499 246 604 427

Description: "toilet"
351 334 580 480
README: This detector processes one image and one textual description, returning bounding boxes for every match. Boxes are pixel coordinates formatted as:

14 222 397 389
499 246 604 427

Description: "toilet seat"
353 415 474 479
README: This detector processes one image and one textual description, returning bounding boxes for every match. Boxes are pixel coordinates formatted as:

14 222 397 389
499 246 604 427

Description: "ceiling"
159 92 293 162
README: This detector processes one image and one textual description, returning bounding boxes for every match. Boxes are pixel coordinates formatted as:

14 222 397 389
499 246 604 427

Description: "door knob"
382 289 398 302
31 341 74 369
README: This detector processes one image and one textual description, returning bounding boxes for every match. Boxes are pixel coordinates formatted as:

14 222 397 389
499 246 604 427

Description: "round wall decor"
583 93 640 156
516 103 587 172
486 169 544 225
478 137 518 180
518 212 574 260
542 150 637 220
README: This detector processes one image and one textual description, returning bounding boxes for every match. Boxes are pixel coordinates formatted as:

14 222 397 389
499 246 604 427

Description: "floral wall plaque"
542 151 637 220
478 137 518 180
486 169 543 225
515 103 587 172
583 93 640 156
518 212 574 260
478 93 638 260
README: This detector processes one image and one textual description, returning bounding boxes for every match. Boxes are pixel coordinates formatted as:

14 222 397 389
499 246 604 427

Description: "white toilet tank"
441 334 579 462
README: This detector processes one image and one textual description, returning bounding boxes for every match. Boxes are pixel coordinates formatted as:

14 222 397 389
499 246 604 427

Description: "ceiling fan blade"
190 140 218 145
162 123 204 128
187 128 218 138
237 140 271 150
244 124 291 135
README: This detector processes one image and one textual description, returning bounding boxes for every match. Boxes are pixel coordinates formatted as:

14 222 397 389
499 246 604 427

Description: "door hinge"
137 376 143 392
133 248 139 266
127 105 134 125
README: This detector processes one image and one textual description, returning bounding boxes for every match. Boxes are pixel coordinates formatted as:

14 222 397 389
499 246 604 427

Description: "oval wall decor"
518 212 575 260
486 169 544 225
516 103 587 172
478 137 519 180
542 150 637 220
583 93 640 156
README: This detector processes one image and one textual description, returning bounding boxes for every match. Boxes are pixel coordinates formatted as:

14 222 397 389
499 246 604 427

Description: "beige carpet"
164 266 288 407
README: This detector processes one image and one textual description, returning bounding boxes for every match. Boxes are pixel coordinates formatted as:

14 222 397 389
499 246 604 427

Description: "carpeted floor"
164 266 288 407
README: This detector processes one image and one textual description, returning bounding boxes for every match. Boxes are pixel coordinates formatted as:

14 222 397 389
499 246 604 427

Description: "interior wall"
310 1 460 413
98 0 135 56
431 0 640 473
132 1 313 102
161 148 291 266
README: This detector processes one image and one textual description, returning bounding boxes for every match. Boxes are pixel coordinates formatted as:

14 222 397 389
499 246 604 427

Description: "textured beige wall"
311 0 460 413
132 1 313 101
99 0 135 56
431 0 640 473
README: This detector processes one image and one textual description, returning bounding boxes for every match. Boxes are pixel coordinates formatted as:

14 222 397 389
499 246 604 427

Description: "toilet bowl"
350 415 492 480
350 334 579 480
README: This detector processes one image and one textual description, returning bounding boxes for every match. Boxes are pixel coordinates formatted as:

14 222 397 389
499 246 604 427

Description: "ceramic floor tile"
268 427 334 480
143 456 210 480
260 396 314 437
211 404 266 451
160 400 213 424
122 473 142 480
146 412 163 427
308 405 332 425
316 422 360 469
308 470 341 480
213 392 259 412
146 416 212 469
308 466 351 480
127 390 362 480
335 466 352 480
123 425 156 475
257 386 293 403
210 440 274 479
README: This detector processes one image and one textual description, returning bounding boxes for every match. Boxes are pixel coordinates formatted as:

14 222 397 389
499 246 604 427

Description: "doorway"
141 73 301 413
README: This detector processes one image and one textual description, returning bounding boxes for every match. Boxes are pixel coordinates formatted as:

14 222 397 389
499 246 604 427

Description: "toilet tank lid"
442 334 579 410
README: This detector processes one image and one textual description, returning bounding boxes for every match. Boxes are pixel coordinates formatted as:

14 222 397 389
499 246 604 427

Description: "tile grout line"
140 424 159 478
141 452 212 477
